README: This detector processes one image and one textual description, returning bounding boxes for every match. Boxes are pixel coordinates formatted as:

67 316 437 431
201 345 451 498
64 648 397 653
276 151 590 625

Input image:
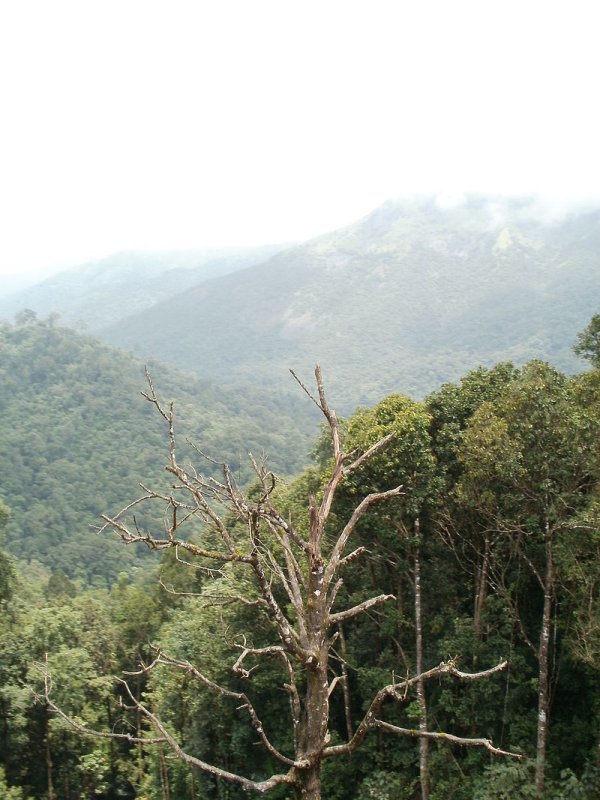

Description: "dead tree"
44 367 518 800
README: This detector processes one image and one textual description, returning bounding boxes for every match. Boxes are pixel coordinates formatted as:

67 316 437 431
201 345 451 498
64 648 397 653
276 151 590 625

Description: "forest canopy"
0 316 599 799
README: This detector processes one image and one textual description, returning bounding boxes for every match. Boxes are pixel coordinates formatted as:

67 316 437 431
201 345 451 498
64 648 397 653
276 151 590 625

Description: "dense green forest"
1 316 599 799
0 316 317 583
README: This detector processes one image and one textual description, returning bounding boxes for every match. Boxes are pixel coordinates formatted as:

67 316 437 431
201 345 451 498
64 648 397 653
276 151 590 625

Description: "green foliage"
355 769 415 799
455 361 600 542
0 765 31 800
0 502 17 610
473 760 600 800
473 760 539 799
0 318 317 583
346 394 438 506
0 568 136 799
0 551 16 606
426 362 519 485
44 569 78 601
573 312 600 367
0 499 9 534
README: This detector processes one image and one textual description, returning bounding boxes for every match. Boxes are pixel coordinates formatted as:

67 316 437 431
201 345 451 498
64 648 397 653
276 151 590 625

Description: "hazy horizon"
1 1 598 279
4 190 600 287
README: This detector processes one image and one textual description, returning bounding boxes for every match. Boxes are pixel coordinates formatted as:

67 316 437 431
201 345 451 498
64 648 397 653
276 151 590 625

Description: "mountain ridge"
97 196 600 408
0 243 288 330
2 195 598 411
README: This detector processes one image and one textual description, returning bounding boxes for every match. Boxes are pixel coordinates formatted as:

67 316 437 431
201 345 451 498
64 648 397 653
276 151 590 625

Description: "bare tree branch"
329 593 395 625
374 719 521 758
119 678 299 793
324 485 404 587
324 660 510 758
141 652 304 768
342 433 395 477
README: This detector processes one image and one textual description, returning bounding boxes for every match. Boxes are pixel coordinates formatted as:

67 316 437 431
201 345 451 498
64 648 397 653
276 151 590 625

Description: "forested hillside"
0 315 317 582
1 320 599 799
95 196 600 408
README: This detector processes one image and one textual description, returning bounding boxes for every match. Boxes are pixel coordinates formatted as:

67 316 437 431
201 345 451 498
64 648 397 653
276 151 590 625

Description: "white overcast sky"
1 0 599 278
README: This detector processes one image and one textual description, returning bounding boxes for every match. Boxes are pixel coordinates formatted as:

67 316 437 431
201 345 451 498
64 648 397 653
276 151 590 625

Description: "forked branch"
324 659 519 759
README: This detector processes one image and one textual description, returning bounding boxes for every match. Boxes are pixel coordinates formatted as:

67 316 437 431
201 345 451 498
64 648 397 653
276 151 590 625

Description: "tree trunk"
107 697 117 795
535 522 553 797
338 623 354 741
294 551 329 800
158 743 171 800
295 762 322 800
414 517 429 800
474 535 490 647
45 704 55 800
135 681 145 790
294 655 327 800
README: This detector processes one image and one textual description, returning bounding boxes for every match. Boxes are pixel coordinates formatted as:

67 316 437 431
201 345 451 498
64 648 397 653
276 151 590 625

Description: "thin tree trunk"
45 704 55 800
190 766 197 800
338 623 354 741
414 517 429 800
535 521 553 797
474 535 490 647
158 743 171 800
107 697 117 795
135 682 144 790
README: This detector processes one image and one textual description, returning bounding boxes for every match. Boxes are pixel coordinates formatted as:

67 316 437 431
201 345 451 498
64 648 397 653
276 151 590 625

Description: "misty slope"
0 318 318 583
0 244 285 330
99 196 600 409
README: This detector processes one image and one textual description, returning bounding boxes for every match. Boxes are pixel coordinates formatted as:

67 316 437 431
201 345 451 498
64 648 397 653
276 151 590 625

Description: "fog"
1 1 598 277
